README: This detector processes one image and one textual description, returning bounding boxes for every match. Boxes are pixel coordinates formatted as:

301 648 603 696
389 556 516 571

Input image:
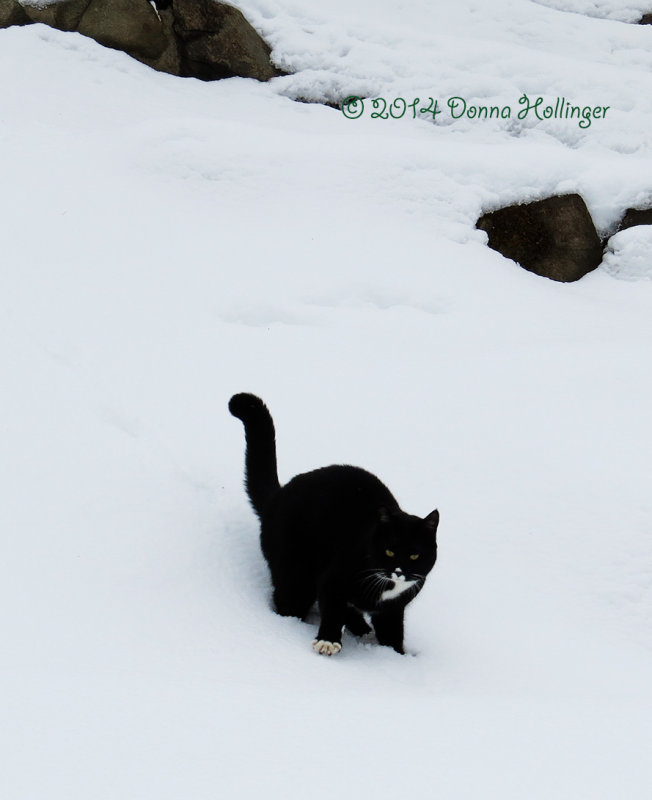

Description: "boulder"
476 194 603 282
140 4 182 75
619 207 652 231
0 0 31 27
4 0 278 82
172 0 280 81
77 0 168 59
21 0 91 30
639 14 652 24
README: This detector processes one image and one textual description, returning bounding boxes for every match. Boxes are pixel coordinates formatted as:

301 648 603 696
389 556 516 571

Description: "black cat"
229 393 439 656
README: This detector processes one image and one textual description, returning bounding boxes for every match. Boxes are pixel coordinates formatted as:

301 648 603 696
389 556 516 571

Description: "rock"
139 5 182 75
0 0 32 27
476 194 603 282
639 14 652 24
21 0 92 30
619 207 652 231
77 0 168 59
3 0 278 83
171 0 280 81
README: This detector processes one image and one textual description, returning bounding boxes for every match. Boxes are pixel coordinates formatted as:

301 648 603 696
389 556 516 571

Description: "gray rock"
0 0 32 27
4 0 278 83
476 194 603 282
77 0 168 59
138 5 182 75
22 0 92 31
619 207 652 231
172 0 280 81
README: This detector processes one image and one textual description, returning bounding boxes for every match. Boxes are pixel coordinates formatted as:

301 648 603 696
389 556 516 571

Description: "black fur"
229 393 439 655
228 393 280 517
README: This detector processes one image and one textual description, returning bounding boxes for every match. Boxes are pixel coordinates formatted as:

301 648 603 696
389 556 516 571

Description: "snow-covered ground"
2 2 652 797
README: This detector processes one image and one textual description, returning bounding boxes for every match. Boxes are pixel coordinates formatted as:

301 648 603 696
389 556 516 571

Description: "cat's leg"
371 605 405 654
344 605 372 637
313 588 348 655
271 572 315 619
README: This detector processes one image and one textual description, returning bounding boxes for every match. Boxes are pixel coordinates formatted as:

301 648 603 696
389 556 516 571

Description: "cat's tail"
229 393 281 517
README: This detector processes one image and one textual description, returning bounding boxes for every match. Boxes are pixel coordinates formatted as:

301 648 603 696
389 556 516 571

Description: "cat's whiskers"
360 570 391 602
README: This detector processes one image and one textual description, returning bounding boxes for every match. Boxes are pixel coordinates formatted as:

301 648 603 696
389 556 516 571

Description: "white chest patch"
380 578 416 603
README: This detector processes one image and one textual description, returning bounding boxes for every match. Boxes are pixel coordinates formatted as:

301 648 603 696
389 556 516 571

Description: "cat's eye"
409 554 419 560
385 549 395 558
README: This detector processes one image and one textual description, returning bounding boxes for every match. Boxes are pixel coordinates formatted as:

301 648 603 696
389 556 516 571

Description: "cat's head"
371 507 439 582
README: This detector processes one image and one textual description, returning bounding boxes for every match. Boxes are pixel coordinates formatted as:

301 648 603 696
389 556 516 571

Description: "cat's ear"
423 509 439 534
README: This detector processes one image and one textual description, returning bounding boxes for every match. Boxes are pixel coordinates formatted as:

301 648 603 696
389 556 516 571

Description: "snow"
1 4 652 799
531 0 651 22
603 225 652 280
18 0 68 7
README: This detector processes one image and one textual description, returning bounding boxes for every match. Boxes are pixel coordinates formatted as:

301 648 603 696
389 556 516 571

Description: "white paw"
312 640 342 656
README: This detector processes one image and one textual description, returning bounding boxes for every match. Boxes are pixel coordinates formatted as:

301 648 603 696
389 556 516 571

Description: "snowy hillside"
1 2 652 798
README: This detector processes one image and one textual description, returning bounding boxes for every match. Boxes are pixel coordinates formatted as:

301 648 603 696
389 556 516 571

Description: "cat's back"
261 465 398 576
275 464 397 521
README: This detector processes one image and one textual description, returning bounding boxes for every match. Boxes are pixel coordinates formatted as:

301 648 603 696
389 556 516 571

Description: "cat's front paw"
312 640 342 656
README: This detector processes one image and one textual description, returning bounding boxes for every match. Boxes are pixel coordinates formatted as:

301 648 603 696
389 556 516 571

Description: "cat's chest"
379 577 418 603
349 573 420 610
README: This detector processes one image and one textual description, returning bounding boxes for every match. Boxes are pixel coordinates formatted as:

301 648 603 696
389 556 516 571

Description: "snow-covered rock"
7 0 279 80
477 194 603 282
602 225 652 280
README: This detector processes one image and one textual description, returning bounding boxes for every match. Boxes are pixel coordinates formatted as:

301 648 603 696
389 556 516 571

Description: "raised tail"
229 393 280 517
